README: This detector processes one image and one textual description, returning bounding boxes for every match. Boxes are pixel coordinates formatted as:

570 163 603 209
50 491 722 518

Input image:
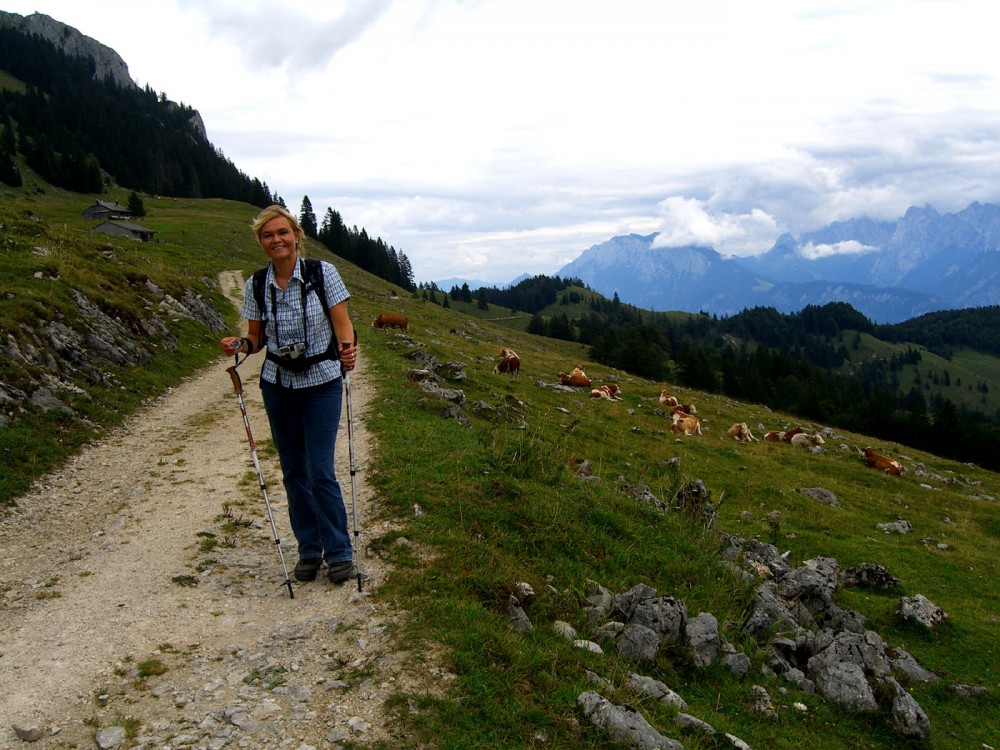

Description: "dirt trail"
0 271 408 748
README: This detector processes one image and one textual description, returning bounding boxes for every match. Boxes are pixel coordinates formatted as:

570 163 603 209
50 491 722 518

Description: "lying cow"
764 427 803 442
658 390 679 407
727 422 758 442
790 432 825 449
372 311 409 333
671 411 703 436
670 403 698 416
590 384 622 400
862 447 904 476
559 366 591 388
494 347 520 377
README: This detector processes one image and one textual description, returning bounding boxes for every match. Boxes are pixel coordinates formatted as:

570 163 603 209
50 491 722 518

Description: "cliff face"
0 10 134 88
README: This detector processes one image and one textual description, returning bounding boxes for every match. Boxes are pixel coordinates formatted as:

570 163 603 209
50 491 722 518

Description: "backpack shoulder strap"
302 258 330 313
251 266 268 317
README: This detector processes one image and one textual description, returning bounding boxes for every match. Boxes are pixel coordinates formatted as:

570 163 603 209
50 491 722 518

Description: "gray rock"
627 672 688 709
722 651 752 677
841 562 900 590
95 726 128 749
887 647 939 683
685 612 720 668
11 722 44 742
630 596 688 645
675 712 715 734
617 623 660 662
886 676 931 738
577 691 684 750
896 594 948 629
798 487 840 507
876 519 913 534
809 661 879 712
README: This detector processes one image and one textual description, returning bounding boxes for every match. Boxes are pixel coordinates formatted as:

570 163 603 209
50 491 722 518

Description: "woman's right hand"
220 336 243 355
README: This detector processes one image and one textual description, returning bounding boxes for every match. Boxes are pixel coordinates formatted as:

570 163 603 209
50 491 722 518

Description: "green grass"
1 182 998 748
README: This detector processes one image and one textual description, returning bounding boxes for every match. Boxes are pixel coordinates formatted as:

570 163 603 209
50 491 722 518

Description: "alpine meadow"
2 12 1000 750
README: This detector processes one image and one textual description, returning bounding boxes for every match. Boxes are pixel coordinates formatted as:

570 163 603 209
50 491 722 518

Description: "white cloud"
797 240 879 260
652 198 781 257
7 0 1000 284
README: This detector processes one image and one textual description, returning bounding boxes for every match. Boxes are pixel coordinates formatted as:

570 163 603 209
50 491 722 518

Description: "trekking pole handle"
227 364 244 395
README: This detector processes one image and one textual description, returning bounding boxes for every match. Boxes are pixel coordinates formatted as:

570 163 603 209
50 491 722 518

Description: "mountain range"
554 202 1000 324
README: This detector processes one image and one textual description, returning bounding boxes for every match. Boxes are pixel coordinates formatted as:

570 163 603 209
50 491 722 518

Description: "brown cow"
494 347 521 377
372 311 409 333
862 447 904 476
559 366 591 388
727 422 758 442
671 411 703 436
590 384 622 400
763 430 785 442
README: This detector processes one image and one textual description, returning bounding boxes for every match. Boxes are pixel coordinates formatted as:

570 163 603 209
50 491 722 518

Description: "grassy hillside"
1 185 997 748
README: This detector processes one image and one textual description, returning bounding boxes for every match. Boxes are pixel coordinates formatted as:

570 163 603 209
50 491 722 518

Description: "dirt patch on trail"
0 271 435 749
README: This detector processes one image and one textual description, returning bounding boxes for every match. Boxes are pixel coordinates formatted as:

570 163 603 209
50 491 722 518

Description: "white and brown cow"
590 384 622 400
671 411 703 436
790 432 825 449
862 447 904 476
559 366 591 388
727 422 758 442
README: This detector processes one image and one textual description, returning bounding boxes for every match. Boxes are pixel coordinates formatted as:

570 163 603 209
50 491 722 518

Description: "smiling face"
257 215 301 264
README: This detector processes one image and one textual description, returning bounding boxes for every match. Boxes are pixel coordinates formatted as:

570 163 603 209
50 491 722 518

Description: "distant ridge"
556 203 1000 323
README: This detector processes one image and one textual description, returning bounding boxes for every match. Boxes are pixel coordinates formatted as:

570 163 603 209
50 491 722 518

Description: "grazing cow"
559 366 591 388
790 432 825 449
727 422 758 442
372 311 409 333
494 347 521 377
862 447 904 476
671 411 703 436
590 384 622 400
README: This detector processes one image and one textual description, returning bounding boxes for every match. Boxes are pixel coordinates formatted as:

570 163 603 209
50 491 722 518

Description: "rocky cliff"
0 10 134 88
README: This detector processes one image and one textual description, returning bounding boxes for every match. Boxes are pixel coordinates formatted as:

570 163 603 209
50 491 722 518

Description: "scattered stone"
886 676 931 739
841 563 900 590
626 672 688 709
750 685 778 718
685 612 721 668
12 722 44 742
876 519 912 534
896 594 949 629
798 487 840 507
95 726 127 749
577 691 683 750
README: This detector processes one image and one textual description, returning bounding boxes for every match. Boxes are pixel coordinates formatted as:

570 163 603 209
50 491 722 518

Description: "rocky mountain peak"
0 11 134 88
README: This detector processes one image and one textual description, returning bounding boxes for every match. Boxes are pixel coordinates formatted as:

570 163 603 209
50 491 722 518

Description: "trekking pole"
227 357 295 599
343 365 365 592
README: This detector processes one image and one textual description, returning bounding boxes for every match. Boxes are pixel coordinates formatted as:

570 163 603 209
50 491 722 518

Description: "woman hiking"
220 204 358 584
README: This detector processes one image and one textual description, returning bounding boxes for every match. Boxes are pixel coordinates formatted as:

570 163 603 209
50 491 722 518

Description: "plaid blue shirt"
241 259 351 388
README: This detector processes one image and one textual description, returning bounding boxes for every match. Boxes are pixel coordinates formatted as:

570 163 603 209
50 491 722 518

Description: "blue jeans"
260 377 352 565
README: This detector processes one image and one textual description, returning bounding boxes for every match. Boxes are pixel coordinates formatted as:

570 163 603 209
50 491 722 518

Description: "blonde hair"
251 204 306 257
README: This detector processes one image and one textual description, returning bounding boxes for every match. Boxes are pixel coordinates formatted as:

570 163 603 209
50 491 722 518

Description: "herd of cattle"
369 322 906 478
490 347 906 477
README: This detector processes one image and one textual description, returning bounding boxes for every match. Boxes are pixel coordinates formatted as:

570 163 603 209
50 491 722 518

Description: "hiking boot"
327 561 353 584
294 557 322 582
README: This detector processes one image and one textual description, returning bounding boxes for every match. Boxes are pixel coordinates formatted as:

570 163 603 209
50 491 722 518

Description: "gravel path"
0 272 427 749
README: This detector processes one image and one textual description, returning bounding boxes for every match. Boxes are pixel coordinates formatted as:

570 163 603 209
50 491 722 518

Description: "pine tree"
299 196 317 238
127 191 147 218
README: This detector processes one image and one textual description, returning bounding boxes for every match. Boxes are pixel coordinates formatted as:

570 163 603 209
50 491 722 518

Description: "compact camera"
277 342 307 360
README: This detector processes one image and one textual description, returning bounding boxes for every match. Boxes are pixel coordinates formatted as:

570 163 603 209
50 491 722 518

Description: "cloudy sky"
6 0 1000 284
